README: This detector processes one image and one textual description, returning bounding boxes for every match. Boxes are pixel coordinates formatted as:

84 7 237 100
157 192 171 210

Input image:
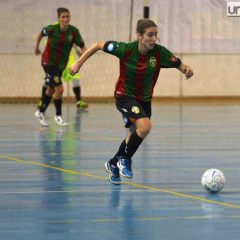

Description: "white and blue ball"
201 168 225 194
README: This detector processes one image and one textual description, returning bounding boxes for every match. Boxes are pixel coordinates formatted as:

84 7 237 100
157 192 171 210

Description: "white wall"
1 53 239 98
0 0 239 99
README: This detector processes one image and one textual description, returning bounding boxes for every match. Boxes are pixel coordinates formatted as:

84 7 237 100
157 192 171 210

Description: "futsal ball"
201 169 225 194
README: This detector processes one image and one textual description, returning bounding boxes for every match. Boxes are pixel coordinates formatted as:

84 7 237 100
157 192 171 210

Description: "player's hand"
69 63 81 76
179 64 193 79
34 48 41 55
184 67 193 79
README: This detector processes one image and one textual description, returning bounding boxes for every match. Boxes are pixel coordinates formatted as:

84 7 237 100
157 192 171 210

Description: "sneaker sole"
109 179 121 185
35 112 40 118
77 106 88 109
39 122 49 127
54 121 69 126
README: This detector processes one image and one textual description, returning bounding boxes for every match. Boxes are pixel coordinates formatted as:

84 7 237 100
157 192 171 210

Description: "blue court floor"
0 102 240 240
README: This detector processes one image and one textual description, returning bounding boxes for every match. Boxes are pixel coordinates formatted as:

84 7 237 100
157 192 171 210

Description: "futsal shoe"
54 116 69 126
104 161 121 185
35 110 41 118
76 100 88 109
38 113 49 127
117 158 133 178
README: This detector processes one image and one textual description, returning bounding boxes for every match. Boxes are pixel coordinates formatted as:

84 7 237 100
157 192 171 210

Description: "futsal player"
69 19 193 184
34 7 86 126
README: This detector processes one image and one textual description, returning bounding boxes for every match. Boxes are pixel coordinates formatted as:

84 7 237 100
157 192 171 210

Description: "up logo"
149 57 157 68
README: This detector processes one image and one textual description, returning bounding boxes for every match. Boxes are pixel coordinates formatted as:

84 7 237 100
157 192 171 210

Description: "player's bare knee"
138 122 152 137
46 87 54 96
55 86 64 95
59 88 64 95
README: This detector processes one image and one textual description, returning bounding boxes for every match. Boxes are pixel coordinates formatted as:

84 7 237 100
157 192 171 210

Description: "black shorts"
42 65 63 87
115 96 152 128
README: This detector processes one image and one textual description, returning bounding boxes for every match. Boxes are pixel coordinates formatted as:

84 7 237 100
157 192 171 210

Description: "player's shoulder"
103 41 137 54
48 23 59 29
68 24 80 32
42 24 57 35
115 41 137 51
124 41 138 50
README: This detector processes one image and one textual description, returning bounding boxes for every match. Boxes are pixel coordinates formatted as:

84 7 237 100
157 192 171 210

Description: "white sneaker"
38 113 49 127
35 110 41 118
54 116 69 126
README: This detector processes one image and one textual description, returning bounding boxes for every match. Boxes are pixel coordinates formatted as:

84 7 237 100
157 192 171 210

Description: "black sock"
37 85 48 108
123 131 143 160
39 95 52 113
73 86 81 102
54 99 62 116
110 140 127 166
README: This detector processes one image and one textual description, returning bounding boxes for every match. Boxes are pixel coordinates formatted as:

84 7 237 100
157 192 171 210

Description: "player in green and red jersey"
34 7 86 126
70 19 194 184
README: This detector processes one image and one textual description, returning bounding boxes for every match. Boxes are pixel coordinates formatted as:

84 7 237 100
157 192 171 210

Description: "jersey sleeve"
41 25 52 37
159 45 181 68
74 29 85 49
103 41 127 59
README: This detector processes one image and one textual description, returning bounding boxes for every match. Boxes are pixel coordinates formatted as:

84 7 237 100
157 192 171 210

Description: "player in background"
37 43 88 111
62 44 88 109
70 19 194 184
34 7 86 126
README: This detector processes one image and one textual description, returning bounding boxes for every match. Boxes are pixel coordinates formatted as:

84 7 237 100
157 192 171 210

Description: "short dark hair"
136 19 157 34
57 7 70 17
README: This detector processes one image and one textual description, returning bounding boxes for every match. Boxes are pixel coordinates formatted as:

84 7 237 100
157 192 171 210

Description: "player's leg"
36 84 49 110
35 84 46 117
48 67 69 126
39 86 54 113
36 86 54 126
35 66 56 126
105 96 151 183
105 126 134 184
115 97 152 178
117 118 151 178
63 64 88 109
72 79 88 109
53 83 69 126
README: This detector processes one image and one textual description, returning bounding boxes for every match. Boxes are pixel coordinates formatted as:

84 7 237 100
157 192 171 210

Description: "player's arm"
34 31 43 55
178 63 194 79
73 44 87 57
160 45 194 79
69 41 105 75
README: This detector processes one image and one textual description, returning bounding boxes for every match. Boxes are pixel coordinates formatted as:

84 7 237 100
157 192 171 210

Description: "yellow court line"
94 215 240 223
0 155 107 181
1 155 240 209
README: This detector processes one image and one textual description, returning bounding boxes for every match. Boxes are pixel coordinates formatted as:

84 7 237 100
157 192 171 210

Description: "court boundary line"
1 155 240 209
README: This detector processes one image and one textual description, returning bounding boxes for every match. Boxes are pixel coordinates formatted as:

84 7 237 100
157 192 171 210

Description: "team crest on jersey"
149 57 157 68
132 106 140 114
54 76 60 83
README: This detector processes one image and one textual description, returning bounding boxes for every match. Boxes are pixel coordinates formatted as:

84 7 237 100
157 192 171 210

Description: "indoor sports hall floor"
0 102 240 240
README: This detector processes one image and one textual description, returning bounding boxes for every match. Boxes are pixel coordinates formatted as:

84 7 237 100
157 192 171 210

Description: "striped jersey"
41 23 84 71
103 41 181 102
